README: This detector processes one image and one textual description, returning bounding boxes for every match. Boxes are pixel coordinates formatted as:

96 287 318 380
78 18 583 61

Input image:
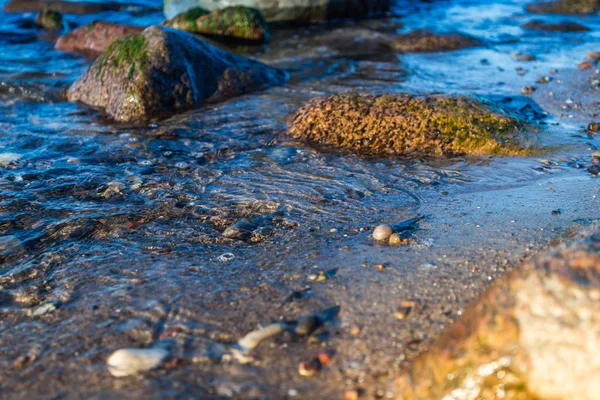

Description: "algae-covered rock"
164 6 269 43
35 7 63 30
396 228 600 400
287 93 531 156
56 21 144 59
526 0 600 14
67 26 287 122
163 0 390 22
391 30 480 53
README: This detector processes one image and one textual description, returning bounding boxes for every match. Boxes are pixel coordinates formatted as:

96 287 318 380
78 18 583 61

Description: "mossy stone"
164 6 269 43
287 93 533 156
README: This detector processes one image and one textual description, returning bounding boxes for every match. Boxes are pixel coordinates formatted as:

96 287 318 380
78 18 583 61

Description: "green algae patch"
287 93 534 156
96 33 149 79
164 6 269 43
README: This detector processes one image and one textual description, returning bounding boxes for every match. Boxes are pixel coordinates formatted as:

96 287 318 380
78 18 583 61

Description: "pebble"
236 323 284 354
31 302 57 317
373 224 393 241
394 301 416 320
521 86 535 95
107 348 169 377
389 233 402 245
588 122 599 132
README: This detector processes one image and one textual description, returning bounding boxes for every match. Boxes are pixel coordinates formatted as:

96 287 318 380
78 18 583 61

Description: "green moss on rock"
287 93 532 156
164 6 269 43
96 33 148 78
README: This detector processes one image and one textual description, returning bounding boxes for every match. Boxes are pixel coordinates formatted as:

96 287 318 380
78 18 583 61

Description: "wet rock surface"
526 0 600 15
390 29 481 53
164 6 270 43
287 93 532 156
55 21 145 59
522 19 590 31
396 225 600 400
67 25 287 122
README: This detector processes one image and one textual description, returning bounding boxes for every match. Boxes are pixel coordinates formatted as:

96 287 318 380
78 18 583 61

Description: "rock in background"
163 0 390 22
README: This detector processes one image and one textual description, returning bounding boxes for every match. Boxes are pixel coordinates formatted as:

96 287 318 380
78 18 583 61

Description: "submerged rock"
287 93 531 156
34 8 63 30
163 0 390 22
522 19 590 32
67 25 287 122
396 227 600 400
164 6 269 43
526 0 600 15
55 22 144 59
390 30 480 53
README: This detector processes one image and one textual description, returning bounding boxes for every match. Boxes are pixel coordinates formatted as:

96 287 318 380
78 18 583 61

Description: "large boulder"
67 26 287 122
526 0 600 14
396 227 600 400
56 21 144 59
287 94 532 156
164 6 269 43
163 0 390 22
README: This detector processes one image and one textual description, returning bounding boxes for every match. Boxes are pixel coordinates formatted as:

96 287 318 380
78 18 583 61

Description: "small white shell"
107 348 168 377
373 224 393 241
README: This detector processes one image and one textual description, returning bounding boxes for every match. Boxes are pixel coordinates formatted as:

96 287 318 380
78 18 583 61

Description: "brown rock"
522 19 590 32
4 0 125 14
67 25 287 122
287 93 532 156
391 30 480 53
526 0 600 15
55 22 144 59
396 227 600 400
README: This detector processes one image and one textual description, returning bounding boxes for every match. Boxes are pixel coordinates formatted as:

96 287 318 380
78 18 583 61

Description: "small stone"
350 326 361 336
298 359 321 377
389 233 402 245
31 302 57 317
580 61 594 70
375 263 386 271
394 301 415 320
552 209 562 215
512 51 536 62
588 122 599 132
587 165 600 175
521 86 535 95
107 348 169 377
345 389 360 400
373 224 393 241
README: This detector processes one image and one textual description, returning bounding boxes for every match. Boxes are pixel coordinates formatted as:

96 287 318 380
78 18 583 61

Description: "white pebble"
107 348 168 377
373 224 393 241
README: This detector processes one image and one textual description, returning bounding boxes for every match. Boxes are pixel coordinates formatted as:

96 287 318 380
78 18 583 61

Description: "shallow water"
0 0 599 398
